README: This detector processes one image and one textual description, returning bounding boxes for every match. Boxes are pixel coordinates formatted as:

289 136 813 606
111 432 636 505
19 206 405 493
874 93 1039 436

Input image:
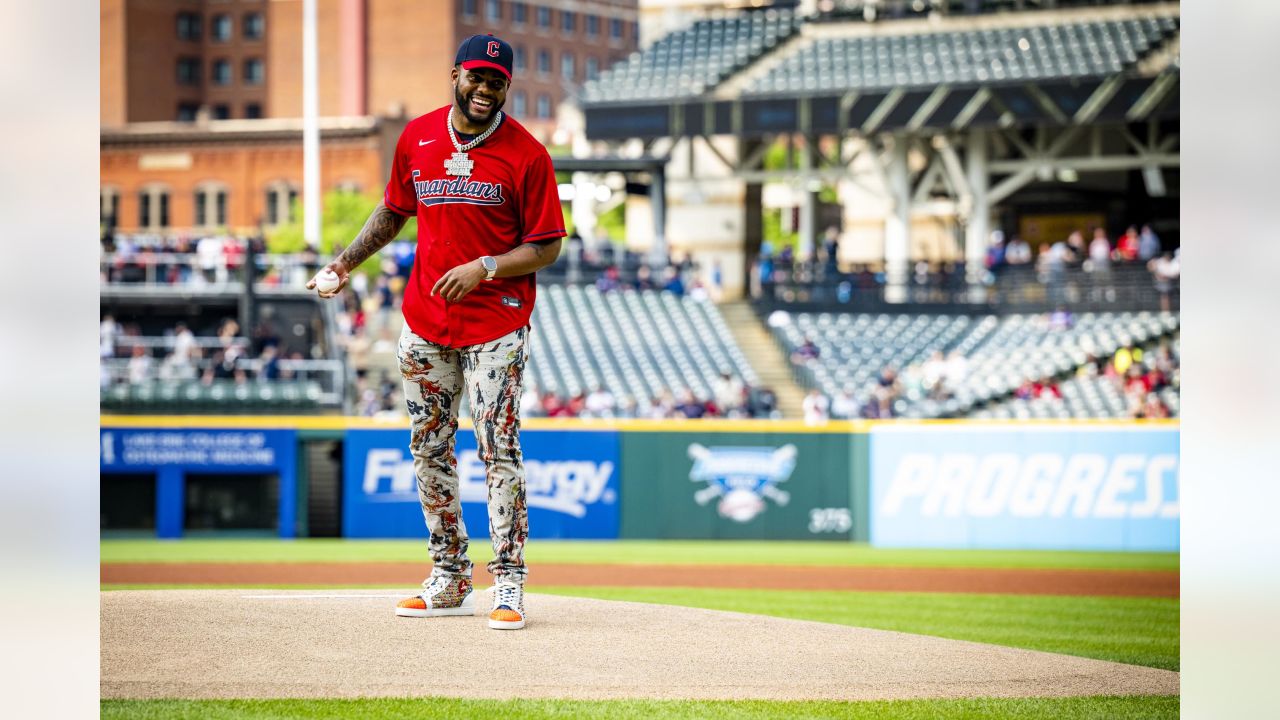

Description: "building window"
101 188 120 227
243 58 264 85
561 52 575 81
536 94 551 119
561 10 575 34
138 187 170 230
512 1 526 25
212 104 231 120
513 45 526 73
462 0 477 18
212 14 232 42
586 14 599 38
265 183 298 226
537 49 550 76
486 0 500 21
176 103 200 122
195 185 229 228
176 13 202 41
610 18 623 40
586 56 598 80
212 59 232 86
536 6 551 29
176 58 202 86
512 91 526 117
245 103 262 119
243 12 264 40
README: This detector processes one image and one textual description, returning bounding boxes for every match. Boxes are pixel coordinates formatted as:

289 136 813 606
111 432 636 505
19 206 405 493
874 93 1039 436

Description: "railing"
100 252 321 290
101 356 345 406
753 260 1178 313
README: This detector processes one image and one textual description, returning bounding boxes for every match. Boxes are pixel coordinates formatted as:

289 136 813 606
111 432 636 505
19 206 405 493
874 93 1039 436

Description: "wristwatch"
480 255 497 280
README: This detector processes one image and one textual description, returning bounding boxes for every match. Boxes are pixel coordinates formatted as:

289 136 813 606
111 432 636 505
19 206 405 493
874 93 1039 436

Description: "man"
307 34 564 630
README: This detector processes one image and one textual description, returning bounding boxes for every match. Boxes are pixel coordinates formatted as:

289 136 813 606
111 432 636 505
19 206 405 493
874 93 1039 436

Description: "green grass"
100 583 1177 671
537 586 1179 671
100 539 1179 571
100 696 1179 719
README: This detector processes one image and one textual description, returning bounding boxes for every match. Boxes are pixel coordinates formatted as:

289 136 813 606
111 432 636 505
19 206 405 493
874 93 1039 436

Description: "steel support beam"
964 128 990 284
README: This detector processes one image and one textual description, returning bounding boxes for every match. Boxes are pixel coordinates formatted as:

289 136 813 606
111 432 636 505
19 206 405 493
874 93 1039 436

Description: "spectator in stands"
1115 226 1141 262
921 351 947 394
674 389 706 419
985 230 1006 271
1112 344 1142 377
520 382 544 419
802 389 830 426
661 266 685 297
791 336 820 366
259 344 281 381
831 385 859 420
566 391 587 417
1035 376 1063 400
944 350 969 387
616 395 638 419
713 370 745 418
1087 227 1112 275
1148 250 1180 313
542 392 572 418
595 266 622 294
1066 230 1087 266
634 264 655 291
583 384 616 418
1138 224 1162 261
747 386 780 420
647 390 676 419
1005 236 1032 265
126 345 152 384
1136 392 1170 419
1014 377 1036 401
100 314 119 359
821 227 841 277
1038 240 1074 307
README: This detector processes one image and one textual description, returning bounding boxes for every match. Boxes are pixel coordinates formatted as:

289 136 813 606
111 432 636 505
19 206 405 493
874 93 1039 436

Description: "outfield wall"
99 417 1178 550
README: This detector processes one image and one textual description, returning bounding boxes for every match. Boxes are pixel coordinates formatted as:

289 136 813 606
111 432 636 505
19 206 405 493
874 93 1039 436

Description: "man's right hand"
306 261 350 299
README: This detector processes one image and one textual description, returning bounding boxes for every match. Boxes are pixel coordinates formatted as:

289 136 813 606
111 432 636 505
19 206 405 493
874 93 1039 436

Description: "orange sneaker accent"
397 597 427 610
490 608 523 622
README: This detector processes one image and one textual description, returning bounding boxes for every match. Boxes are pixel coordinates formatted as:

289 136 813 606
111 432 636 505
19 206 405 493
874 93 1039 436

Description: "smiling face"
451 65 509 132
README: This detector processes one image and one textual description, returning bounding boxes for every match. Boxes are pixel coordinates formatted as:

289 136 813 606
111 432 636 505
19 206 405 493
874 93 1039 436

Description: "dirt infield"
102 562 1178 597
101 590 1178 701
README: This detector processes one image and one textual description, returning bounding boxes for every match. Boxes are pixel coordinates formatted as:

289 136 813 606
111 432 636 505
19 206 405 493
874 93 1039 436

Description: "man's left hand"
431 259 487 303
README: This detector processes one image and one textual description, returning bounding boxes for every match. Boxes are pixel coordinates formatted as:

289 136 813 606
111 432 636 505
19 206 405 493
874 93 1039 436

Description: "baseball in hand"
314 269 341 294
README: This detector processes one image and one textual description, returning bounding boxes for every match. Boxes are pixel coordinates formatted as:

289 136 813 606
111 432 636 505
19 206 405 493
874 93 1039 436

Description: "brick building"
101 0 640 234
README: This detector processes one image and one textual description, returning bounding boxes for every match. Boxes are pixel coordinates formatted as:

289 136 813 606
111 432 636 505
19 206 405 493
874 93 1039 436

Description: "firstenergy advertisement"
343 428 619 539
870 426 1179 551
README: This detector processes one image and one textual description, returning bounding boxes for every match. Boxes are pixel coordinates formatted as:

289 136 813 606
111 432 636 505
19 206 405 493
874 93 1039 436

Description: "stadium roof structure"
580 5 1179 141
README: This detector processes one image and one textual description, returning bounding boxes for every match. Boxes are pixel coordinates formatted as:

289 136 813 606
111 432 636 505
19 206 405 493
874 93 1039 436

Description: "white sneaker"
488 580 526 630
395 574 475 618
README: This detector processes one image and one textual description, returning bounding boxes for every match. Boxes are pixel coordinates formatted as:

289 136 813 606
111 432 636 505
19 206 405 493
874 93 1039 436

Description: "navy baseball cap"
456 34 514 81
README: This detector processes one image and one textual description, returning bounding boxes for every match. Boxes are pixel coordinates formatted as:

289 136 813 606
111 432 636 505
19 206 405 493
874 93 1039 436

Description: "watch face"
483 256 497 275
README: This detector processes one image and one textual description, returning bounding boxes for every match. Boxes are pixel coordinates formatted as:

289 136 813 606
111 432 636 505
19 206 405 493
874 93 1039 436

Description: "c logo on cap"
486 41 500 58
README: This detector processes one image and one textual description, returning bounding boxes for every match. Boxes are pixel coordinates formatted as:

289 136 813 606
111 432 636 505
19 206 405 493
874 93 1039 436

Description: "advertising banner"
619 431 859 540
99 427 299 538
343 428 620 539
100 428 295 471
870 426 1179 551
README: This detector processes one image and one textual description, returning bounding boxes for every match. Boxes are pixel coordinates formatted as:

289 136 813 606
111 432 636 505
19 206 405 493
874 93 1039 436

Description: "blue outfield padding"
342 428 620 540
99 427 298 539
869 425 1179 551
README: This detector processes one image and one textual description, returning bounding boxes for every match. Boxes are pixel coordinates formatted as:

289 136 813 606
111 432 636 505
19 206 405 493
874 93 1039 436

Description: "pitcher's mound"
102 590 1177 701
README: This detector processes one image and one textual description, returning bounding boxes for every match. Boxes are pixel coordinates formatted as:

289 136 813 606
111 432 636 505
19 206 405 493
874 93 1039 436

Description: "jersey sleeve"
382 128 416 217
518 150 566 244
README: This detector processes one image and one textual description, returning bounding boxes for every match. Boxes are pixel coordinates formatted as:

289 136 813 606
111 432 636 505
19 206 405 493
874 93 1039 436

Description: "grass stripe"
100 539 1179 571
100 696 1179 719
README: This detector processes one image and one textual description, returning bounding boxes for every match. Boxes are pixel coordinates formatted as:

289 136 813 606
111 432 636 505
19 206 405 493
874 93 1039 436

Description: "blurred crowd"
100 314 309 389
519 370 780 421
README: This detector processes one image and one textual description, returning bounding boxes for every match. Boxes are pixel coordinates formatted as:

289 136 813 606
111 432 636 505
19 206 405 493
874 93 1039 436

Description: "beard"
454 83 505 127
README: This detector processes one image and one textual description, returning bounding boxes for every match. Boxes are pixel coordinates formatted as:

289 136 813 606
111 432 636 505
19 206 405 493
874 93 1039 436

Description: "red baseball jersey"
383 105 565 348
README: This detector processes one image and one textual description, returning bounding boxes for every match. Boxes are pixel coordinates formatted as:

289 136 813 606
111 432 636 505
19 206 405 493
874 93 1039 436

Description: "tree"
267 190 417 261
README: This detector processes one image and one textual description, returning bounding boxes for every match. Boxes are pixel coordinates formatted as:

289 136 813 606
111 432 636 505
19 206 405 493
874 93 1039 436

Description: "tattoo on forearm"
337 203 409 270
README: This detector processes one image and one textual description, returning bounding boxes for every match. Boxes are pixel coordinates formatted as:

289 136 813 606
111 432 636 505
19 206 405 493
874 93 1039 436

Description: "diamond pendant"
444 152 474 178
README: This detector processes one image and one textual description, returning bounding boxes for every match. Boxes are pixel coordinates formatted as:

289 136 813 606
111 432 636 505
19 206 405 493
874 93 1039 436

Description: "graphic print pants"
398 324 529 585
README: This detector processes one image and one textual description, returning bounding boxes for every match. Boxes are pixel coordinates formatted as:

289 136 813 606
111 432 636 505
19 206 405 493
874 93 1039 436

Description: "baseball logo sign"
688 444 797 523
487 41 501 57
